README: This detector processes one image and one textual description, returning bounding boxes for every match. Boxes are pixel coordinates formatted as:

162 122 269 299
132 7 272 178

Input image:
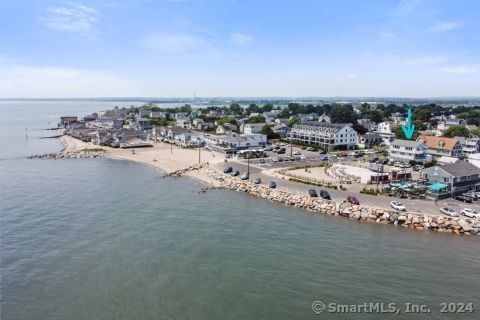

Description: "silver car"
440 208 459 217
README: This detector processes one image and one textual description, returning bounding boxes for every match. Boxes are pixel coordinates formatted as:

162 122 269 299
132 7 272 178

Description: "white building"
205 133 267 152
377 121 392 133
174 132 204 147
468 153 480 169
389 139 428 164
243 123 266 134
463 138 480 155
289 122 357 150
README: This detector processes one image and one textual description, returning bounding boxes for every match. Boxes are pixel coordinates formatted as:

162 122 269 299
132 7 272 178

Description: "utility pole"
290 142 293 157
247 155 250 179
170 143 173 154
198 144 201 164
376 162 380 191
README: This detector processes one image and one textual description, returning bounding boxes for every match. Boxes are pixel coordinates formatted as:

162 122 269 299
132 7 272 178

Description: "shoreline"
57 135 479 236
59 135 220 186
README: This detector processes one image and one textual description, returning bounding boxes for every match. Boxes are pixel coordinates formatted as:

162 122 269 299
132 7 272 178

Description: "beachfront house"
420 161 480 198
417 135 463 158
205 133 267 153
174 132 204 147
389 139 428 164
165 126 190 143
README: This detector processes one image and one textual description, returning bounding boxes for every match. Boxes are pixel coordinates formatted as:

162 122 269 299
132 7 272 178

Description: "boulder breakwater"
27 150 104 160
206 169 480 236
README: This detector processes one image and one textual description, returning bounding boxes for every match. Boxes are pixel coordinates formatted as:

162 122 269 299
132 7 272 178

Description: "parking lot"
216 146 480 218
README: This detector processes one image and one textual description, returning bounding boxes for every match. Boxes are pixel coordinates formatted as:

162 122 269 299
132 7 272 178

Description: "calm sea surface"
0 101 479 320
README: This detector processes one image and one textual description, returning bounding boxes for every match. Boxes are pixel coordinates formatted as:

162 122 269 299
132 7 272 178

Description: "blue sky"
0 0 479 98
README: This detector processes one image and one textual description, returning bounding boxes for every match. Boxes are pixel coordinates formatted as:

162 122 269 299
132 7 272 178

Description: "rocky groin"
206 169 480 236
28 151 104 160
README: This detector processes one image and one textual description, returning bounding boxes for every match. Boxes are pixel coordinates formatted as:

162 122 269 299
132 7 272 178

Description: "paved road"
217 159 480 218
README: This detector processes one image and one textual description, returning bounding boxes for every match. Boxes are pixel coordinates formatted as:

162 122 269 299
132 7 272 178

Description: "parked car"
240 172 249 180
347 196 359 205
299 155 306 161
254 178 261 184
264 146 273 151
454 195 473 203
369 157 379 163
440 207 459 217
293 151 301 155
390 201 406 211
272 157 279 162
461 208 480 219
319 150 327 154
321 155 329 161
306 147 315 151
339 151 348 157
268 181 277 188
308 189 318 197
231 170 240 176
223 166 233 173
277 148 286 154
259 158 266 164
463 192 478 200
289 156 296 161
319 190 331 200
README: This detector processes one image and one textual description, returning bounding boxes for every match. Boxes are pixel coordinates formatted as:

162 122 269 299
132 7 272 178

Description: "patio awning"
427 182 448 191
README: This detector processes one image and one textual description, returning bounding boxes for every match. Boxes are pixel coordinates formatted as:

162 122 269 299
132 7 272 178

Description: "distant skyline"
1 0 479 98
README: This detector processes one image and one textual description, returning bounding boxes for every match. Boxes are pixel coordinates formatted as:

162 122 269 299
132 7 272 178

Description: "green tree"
229 103 242 115
443 125 470 138
262 103 273 112
218 117 237 126
261 124 279 139
249 115 266 123
329 104 358 124
368 110 384 123
287 116 301 128
391 124 419 140
471 128 480 137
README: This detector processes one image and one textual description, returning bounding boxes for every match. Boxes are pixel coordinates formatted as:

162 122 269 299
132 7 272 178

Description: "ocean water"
1 101 479 320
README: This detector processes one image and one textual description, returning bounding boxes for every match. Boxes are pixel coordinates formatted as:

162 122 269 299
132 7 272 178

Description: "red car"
347 196 360 205
339 151 348 157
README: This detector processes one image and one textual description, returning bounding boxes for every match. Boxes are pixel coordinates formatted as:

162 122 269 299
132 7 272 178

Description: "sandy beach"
60 135 222 186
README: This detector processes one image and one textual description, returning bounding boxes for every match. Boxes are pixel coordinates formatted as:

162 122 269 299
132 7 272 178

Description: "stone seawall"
206 169 480 236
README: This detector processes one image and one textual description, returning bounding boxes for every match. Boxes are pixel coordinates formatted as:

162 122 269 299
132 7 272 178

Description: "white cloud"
428 22 462 33
345 73 358 79
140 33 208 52
441 65 478 75
229 33 254 46
0 64 140 98
40 3 99 35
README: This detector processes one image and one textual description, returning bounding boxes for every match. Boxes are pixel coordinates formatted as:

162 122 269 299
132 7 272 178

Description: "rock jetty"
167 163 207 177
206 169 480 236
28 151 104 160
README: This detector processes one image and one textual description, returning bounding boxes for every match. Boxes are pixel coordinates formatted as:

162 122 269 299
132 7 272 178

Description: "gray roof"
305 122 351 128
391 139 424 148
439 161 480 177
